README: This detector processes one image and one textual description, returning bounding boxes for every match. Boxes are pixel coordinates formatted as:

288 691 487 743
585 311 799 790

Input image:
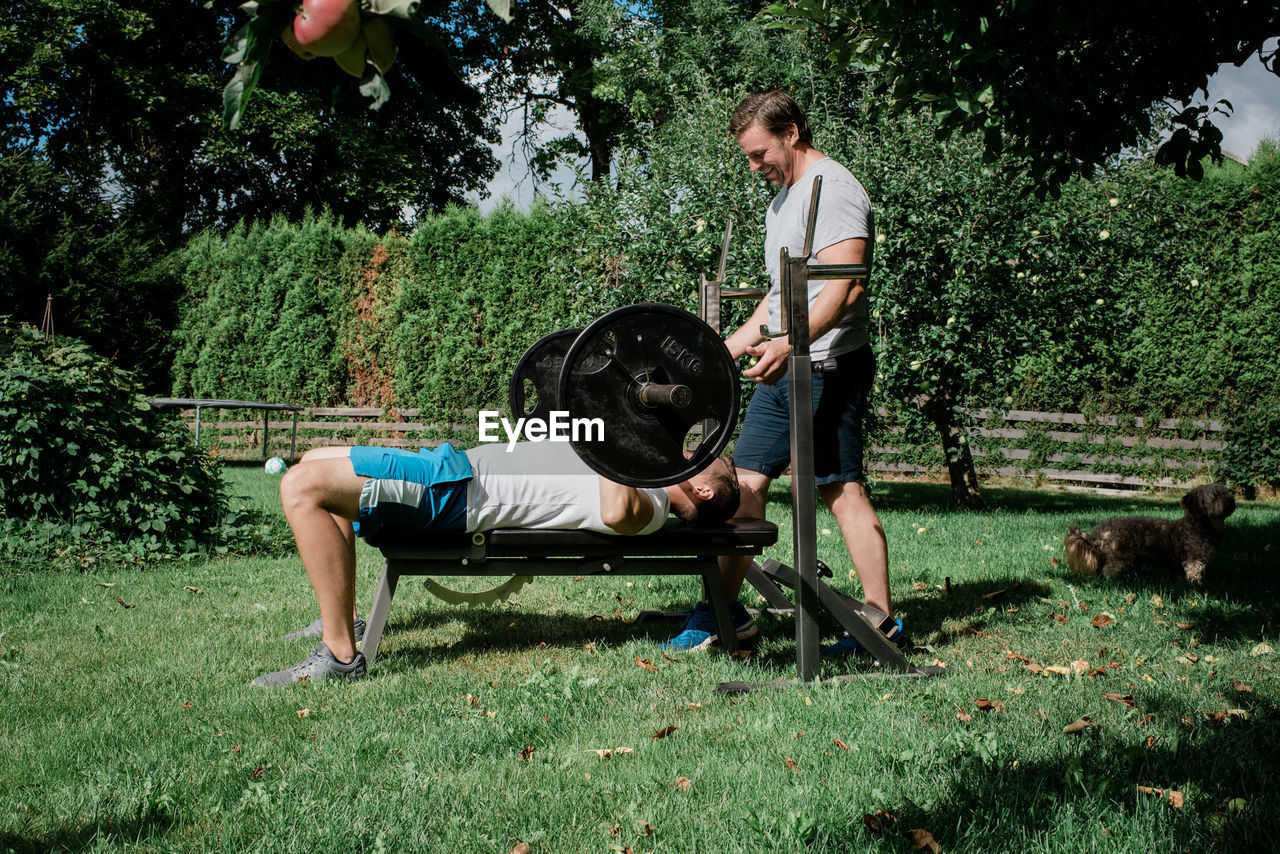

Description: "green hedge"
167 144 1280 489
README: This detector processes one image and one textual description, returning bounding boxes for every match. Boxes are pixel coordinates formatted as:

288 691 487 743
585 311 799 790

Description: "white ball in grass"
264 456 288 475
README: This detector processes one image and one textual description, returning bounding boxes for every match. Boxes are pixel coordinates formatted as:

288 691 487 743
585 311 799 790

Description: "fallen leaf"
662 654 680 663
519 745 535 762
464 693 481 707
1006 653 1032 663
1124 593 1137 605
784 757 798 772
982 582 1022 600
182 586 202 594
864 810 899 835
588 747 634 759
1063 716 1093 734
956 710 972 723
1070 659 1090 675
1104 693 1137 708
1025 663 1044 674
583 642 595 651
1137 785 1184 808
249 766 264 780
1250 642 1273 657
688 702 703 709
1042 665 1071 676
1176 620 1196 630
904 828 941 852
1150 594 1165 609
672 776 691 792
116 598 135 609
653 725 678 740
608 823 622 837
636 820 655 837
296 708 310 717
833 737 851 751
509 844 531 854
635 656 658 672
99 581 116 588
1092 614 1115 628
1233 681 1252 692
1079 601 1090 611
912 581 929 591
794 731 805 740
974 698 1001 712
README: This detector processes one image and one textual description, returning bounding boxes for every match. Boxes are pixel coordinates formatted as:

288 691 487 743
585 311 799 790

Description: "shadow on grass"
0 803 174 854
838 705 1280 854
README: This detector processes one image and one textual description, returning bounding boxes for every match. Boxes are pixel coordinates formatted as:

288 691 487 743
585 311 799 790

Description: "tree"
764 0 1279 188
3 0 504 242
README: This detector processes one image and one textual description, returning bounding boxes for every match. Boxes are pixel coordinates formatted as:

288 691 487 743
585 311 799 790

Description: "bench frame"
364 520 778 664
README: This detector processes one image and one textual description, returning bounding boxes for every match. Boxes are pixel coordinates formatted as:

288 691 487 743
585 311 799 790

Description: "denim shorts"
731 345 874 485
349 443 472 541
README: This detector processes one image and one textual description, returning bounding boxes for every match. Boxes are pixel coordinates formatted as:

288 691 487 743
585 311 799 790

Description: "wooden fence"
175 406 1226 494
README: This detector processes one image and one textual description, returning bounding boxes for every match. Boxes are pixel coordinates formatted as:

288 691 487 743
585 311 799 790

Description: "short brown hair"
729 90 812 144
675 457 740 526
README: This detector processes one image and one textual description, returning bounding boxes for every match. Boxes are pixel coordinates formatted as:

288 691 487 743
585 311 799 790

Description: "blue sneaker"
659 602 758 651
821 618 907 657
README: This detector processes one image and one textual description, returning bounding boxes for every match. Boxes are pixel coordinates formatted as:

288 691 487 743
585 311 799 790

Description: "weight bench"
361 518 779 664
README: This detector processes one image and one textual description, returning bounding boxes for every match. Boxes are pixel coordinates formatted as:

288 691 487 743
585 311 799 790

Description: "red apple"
290 0 361 58
281 24 318 60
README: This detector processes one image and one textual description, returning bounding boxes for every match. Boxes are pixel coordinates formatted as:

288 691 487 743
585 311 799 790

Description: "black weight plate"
508 328 581 424
558 303 739 488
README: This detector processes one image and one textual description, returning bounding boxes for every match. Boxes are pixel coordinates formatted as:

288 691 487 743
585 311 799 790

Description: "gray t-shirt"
464 442 669 534
764 157 874 359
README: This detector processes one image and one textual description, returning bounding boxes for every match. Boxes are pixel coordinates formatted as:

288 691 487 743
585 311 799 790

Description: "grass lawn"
2 466 1278 853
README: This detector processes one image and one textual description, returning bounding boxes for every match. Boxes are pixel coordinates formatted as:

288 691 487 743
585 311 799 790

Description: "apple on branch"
283 0 362 58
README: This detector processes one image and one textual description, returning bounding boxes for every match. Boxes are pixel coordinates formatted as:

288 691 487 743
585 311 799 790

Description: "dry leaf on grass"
1104 693 1137 708
1092 613 1115 628
1176 620 1196 630
784 757 798 772
509 844 532 854
1136 785 1184 808
862 810 897 835
295 708 310 718
116 598 135 609
588 747 634 759
956 710 972 723
672 776 691 792
635 656 658 673
182 586 202 594
1150 594 1165 609
1063 716 1093 734
636 820 655 837
833 737 851 751
1250 642 1273 657
1233 681 1252 692
652 725 678 740
974 698 1002 712
904 828 941 852
519 745 535 762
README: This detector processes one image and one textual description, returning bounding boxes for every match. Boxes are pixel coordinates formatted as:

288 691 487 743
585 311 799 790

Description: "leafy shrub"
1217 399 1280 498
0 323 226 563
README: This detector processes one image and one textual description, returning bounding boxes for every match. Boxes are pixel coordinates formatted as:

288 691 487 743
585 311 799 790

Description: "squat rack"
700 178 943 690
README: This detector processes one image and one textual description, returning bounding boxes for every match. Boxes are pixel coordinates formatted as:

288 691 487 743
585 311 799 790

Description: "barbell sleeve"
638 382 692 408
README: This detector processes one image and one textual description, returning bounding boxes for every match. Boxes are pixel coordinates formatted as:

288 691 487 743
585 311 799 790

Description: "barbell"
508 303 740 488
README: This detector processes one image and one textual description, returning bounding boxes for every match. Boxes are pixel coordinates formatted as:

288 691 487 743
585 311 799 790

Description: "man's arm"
724 296 770 360
743 236 869 385
598 478 656 535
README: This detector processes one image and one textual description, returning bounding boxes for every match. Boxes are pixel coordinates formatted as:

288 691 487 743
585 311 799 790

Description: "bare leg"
279 456 366 662
294 448 361 621
717 469 773 598
819 480 891 617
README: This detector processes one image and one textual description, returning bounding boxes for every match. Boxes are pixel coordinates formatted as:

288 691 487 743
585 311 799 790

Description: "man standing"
662 90 903 654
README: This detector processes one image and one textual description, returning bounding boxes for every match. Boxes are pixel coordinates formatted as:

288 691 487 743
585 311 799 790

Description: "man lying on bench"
253 440 740 686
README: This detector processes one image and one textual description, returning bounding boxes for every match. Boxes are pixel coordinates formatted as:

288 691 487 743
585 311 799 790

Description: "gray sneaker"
282 616 366 643
252 643 367 687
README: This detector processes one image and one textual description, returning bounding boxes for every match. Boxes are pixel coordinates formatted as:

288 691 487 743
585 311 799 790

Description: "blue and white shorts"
349 443 472 541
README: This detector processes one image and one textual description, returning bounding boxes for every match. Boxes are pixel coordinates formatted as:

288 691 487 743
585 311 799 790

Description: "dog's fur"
1064 484 1235 586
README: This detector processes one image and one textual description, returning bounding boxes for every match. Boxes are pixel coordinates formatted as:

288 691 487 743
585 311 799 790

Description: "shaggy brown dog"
1064 484 1236 586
